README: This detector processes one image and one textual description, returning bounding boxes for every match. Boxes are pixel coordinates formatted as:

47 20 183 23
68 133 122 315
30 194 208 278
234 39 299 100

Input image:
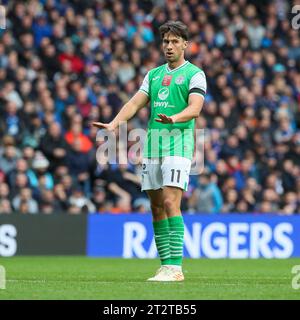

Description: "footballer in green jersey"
139 60 206 160
93 21 206 282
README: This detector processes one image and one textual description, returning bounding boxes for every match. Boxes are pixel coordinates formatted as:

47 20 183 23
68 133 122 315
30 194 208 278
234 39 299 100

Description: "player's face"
162 32 187 63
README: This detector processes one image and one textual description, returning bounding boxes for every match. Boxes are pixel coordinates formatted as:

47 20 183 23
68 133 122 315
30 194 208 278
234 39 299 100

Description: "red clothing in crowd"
58 53 84 73
64 132 93 153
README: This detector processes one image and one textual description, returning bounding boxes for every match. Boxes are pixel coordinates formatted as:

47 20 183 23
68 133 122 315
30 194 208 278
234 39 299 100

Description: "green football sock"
168 216 185 266
153 219 172 265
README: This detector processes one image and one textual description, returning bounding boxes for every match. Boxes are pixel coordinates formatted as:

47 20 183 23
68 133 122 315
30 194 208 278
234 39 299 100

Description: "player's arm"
93 91 149 131
155 94 204 123
174 94 204 122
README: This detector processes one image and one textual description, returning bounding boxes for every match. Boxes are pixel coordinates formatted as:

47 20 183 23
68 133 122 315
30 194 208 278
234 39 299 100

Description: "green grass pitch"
0 257 300 300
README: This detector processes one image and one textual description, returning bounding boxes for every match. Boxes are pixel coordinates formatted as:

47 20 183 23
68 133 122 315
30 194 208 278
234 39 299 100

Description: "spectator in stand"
0 140 20 175
12 187 38 214
7 158 29 190
68 186 96 214
64 118 93 153
58 40 84 74
27 152 54 196
53 183 69 211
188 173 223 214
39 189 62 214
92 185 107 212
60 174 74 198
0 100 25 144
10 172 30 200
67 138 92 196
103 162 148 211
0 198 12 214
21 112 45 150
40 122 69 172
0 183 11 210
222 189 239 213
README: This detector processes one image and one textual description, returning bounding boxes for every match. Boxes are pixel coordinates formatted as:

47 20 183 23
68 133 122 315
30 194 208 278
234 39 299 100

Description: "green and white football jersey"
139 60 206 160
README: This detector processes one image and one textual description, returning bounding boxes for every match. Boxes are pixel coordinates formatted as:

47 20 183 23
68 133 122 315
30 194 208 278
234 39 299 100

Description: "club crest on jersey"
175 75 185 85
158 87 169 100
162 75 172 86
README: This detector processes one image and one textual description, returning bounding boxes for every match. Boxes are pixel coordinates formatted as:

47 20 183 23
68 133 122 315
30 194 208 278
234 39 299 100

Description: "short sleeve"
189 71 207 97
138 72 150 96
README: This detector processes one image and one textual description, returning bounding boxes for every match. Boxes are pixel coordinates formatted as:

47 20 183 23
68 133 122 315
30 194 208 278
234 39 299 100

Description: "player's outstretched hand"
154 113 175 124
92 122 115 131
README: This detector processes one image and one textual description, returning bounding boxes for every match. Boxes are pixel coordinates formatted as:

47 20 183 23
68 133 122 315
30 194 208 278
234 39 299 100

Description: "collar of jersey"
165 60 189 73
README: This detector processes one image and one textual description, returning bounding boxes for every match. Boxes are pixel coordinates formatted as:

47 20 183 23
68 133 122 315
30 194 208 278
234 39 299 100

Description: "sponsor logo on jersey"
158 87 169 100
175 75 185 85
152 76 160 81
153 101 176 108
154 101 168 108
162 75 172 86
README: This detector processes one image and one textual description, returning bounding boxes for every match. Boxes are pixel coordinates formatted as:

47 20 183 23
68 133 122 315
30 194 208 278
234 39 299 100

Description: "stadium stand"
0 0 299 214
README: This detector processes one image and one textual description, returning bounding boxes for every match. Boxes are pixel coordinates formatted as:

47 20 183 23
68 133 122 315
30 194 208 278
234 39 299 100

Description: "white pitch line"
6 279 120 284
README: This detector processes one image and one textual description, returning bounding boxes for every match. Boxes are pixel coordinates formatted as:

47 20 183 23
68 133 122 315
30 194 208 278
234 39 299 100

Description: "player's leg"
162 186 185 276
141 158 173 280
159 156 192 280
162 185 183 218
146 189 172 270
146 186 185 281
146 189 166 222
143 156 189 281
146 188 185 281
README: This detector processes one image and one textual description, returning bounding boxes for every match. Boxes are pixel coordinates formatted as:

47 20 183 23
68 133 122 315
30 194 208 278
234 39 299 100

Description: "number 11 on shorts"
171 169 181 183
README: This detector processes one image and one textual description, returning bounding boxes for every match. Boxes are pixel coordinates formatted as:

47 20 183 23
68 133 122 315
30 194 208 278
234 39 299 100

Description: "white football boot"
147 266 184 282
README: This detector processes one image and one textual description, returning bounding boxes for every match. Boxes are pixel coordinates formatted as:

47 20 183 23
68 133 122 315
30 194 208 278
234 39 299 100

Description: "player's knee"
163 198 175 212
151 203 163 214
151 203 164 217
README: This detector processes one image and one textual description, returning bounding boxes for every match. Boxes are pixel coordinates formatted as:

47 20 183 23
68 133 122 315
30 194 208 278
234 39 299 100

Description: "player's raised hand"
154 113 175 124
92 122 115 131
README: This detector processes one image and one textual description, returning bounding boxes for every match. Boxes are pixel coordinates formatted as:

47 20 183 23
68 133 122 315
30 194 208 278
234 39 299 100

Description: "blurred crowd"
0 0 299 215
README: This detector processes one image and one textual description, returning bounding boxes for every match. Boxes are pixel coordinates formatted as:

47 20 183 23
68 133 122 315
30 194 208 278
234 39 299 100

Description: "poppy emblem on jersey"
158 87 169 100
162 75 172 86
175 75 185 85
